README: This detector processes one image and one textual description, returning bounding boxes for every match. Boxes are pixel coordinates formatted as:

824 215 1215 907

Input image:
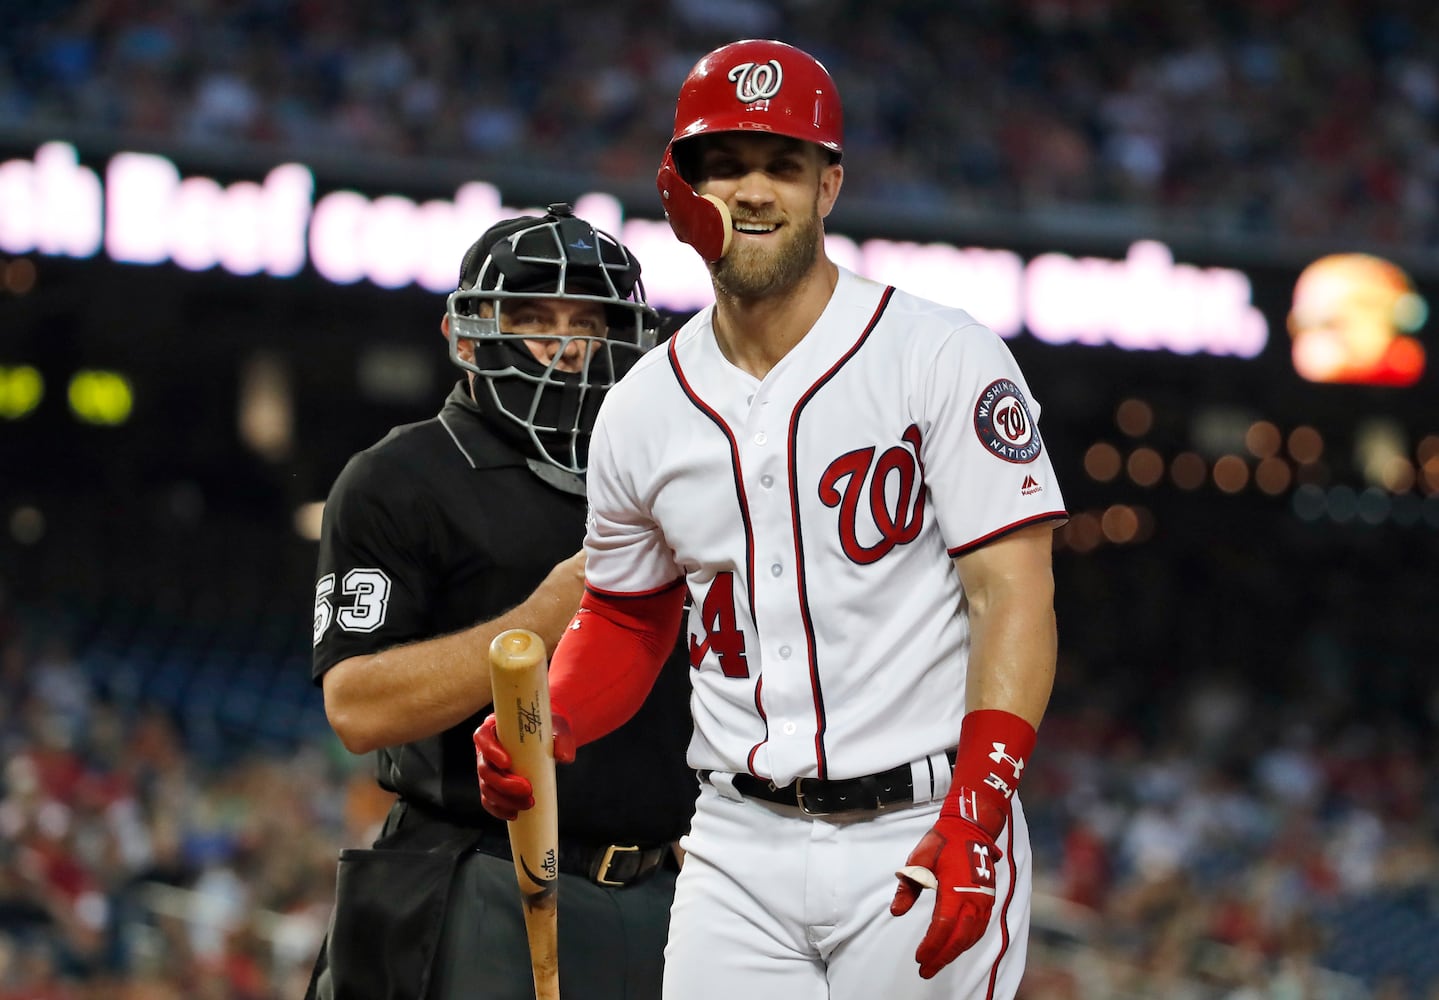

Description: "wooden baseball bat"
488 628 560 1000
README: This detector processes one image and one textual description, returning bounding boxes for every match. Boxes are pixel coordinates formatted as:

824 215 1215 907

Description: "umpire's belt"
699 749 957 817
475 828 669 888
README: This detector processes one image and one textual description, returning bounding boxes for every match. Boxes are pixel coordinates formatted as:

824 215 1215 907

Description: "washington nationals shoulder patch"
974 378 1043 464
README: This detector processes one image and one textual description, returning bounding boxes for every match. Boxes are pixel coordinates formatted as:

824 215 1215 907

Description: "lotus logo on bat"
521 850 558 888
974 379 1042 464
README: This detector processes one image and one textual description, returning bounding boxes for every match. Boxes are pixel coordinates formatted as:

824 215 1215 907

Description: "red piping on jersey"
947 510 1069 559
668 335 771 772
786 286 896 780
667 337 759 629
747 677 767 778
985 811 1020 998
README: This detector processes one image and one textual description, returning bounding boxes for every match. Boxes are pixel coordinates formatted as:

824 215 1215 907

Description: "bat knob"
501 631 534 655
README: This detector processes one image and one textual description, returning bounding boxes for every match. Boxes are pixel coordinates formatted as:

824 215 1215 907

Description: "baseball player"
307 205 696 999
475 40 1067 999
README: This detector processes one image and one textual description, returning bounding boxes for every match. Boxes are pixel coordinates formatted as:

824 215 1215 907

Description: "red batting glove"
472 712 575 821
891 814 1002 979
891 709 1035 978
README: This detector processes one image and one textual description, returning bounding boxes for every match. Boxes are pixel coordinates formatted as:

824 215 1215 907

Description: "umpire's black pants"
306 807 677 999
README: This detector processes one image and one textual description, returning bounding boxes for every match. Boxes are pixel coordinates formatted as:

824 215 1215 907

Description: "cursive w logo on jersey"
728 60 783 103
818 424 926 565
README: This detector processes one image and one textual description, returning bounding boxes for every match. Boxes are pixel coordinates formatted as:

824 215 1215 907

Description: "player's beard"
710 199 823 300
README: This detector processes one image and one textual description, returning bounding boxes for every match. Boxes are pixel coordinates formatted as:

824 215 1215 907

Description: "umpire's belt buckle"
591 843 640 886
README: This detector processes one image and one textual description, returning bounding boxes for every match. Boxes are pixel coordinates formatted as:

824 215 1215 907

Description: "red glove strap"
941 709 1037 839
548 580 686 747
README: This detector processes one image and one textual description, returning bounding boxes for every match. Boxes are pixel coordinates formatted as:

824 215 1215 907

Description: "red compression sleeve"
942 709 1038 838
548 580 687 747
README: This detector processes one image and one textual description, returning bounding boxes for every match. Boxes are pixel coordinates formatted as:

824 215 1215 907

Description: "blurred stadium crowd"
2 2 1439 999
3 0 1439 250
2 509 1436 999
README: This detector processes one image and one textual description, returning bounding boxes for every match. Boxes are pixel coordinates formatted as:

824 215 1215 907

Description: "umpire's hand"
473 712 575 820
891 815 1001 979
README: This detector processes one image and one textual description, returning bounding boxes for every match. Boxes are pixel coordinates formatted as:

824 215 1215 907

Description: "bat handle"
488 628 561 999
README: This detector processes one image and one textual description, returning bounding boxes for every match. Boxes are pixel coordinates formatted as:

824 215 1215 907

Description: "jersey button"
779 645 792 659
754 432 767 445
782 721 797 735
760 474 774 489
770 563 782 577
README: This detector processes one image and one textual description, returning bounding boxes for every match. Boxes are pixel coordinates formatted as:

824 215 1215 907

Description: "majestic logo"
974 378 1042 464
728 60 783 103
819 424 926 565
1021 474 1041 496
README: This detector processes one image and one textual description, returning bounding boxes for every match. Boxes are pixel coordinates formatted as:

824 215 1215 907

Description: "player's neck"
711 259 839 380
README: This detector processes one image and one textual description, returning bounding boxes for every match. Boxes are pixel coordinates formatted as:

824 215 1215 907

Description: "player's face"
494 298 608 374
694 135 843 299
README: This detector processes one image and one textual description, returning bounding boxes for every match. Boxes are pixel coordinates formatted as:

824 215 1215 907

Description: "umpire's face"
497 297 607 374
691 133 843 299
446 299 608 375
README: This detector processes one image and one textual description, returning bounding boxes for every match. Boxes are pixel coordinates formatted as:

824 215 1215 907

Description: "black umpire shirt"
312 383 697 846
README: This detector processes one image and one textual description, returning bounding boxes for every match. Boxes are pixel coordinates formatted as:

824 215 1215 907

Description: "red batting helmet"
657 39 844 262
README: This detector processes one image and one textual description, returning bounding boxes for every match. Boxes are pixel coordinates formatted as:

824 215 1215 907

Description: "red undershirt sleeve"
547 579 687 747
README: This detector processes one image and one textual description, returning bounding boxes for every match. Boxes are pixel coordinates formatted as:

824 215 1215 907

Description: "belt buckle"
592 843 640 886
794 779 825 817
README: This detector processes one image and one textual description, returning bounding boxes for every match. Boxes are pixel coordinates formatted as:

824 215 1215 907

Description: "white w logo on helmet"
728 60 783 103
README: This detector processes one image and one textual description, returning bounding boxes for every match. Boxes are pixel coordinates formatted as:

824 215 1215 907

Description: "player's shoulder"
855 277 1018 378
328 415 444 501
864 294 988 369
876 280 989 339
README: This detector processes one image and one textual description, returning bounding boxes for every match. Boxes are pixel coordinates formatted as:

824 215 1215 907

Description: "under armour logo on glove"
969 840 995 884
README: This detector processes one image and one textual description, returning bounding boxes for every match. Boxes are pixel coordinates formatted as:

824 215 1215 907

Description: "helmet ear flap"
657 148 733 263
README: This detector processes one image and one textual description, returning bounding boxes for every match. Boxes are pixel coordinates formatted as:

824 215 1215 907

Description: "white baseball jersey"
584 267 1066 786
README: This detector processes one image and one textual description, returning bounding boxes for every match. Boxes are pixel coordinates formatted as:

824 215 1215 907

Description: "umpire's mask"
446 204 659 475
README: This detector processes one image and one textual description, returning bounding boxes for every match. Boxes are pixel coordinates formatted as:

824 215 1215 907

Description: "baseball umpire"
476 40 1067 999
306 204 696 999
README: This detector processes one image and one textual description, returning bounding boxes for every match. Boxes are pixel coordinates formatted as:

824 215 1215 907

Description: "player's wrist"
942 709 1037 840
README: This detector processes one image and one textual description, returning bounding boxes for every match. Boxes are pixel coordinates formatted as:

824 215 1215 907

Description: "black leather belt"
700 750 957 816
475 828 669 888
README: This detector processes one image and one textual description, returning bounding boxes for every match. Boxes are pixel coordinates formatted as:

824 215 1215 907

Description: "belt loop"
908 758 934 804
930 750 954 801
909 751 955 804
706 771 745 802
